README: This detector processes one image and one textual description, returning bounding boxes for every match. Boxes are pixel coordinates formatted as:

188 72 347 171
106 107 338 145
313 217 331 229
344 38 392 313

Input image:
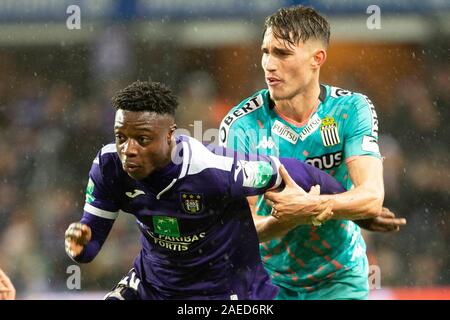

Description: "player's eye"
115 134 126 143
275 50 290 57
138 136 151 145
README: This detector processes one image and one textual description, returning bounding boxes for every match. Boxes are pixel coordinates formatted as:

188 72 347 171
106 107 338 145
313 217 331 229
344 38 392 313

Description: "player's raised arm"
65 214 115 263
65 150 120 263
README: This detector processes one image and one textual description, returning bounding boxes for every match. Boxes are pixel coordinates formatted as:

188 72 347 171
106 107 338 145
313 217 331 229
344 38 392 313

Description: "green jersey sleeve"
343 94 381 160
218 91 266 154
220 121 251 154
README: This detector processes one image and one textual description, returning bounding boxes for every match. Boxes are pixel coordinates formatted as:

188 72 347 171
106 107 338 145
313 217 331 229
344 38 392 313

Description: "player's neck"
274 83 320 125
156 138 177 171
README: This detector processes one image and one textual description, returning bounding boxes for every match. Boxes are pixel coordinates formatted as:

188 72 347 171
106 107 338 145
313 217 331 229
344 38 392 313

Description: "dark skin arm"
64 222 92 258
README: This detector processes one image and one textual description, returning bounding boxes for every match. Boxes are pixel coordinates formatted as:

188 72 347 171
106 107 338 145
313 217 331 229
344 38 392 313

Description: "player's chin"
125 169 147 180
268 88 288 101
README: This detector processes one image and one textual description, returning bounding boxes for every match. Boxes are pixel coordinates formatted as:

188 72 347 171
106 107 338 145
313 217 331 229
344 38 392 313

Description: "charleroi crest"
320 116 340 147
181 193 203 214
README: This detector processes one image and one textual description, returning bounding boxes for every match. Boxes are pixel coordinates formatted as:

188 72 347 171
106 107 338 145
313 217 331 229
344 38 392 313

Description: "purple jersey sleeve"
203 143 281 198
84 148 121 214
206 143 344 198
279 157 346 194
72 212 115 263
73 146 121 263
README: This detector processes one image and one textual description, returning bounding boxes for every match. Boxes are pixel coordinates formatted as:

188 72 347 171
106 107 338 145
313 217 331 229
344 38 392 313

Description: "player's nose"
262 54 277 72
122 139 138 157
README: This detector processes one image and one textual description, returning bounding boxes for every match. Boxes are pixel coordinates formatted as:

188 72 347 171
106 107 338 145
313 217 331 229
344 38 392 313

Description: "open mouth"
266 77 282 86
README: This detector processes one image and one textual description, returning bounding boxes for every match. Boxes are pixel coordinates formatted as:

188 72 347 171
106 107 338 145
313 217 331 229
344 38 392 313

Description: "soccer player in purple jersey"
64 80 345 300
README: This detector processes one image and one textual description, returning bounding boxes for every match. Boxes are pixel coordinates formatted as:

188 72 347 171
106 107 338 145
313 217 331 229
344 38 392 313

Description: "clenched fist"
0 268 15 300
64 222 92 258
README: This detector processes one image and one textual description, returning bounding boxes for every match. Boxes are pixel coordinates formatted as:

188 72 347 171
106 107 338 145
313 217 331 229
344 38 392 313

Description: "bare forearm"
319 185 384 220
254 215 297 242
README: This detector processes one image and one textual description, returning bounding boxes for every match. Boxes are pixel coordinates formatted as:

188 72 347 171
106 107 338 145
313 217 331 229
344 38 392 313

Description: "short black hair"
112 80 178 116
264 5 330 47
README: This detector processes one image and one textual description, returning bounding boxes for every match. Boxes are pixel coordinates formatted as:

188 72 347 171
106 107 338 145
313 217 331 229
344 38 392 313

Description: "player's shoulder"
92 143 122 175
94 143 119 163
220 89 269 129
178 134 207 155
324 84 374 109
179 134 228 162
178 135 234 177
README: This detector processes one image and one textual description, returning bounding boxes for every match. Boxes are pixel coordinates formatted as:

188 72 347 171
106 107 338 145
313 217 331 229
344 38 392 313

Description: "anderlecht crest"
181 193 203 214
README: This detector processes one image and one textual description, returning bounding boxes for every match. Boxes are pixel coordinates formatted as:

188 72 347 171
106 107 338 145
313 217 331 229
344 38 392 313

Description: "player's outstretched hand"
356 207 406 232
265 165 333 225
0 268 16 300
64 222 92 258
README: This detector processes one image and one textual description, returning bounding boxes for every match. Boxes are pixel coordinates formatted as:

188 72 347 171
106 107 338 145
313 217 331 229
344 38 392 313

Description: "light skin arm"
249 184 333 243
322 155 385 219
265 156 384 221
356 207 406 232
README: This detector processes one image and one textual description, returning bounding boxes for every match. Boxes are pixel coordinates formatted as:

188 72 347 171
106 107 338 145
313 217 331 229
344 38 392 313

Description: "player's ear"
312 48 327 69
167 123 177 143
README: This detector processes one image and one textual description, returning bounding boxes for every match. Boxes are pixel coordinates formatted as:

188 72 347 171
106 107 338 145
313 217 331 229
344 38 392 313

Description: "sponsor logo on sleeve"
219 94 264 146
238 160 273 188
361 95 379 138
330 86 354 98
85 178 95 204
361 135 380 153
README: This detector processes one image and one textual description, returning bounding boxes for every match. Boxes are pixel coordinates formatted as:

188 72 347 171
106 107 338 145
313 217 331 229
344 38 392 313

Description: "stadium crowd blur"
0 37 448 297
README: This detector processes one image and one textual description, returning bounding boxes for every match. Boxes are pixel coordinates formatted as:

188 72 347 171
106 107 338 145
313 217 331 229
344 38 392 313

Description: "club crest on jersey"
181 193 203 214
320 116 340 147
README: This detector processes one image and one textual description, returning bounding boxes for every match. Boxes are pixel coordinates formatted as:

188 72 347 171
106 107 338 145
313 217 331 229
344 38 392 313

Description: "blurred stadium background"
0 0 448 300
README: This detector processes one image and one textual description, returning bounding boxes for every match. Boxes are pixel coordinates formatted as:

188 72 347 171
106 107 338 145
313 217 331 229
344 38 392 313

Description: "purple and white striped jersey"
75 135 345 299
